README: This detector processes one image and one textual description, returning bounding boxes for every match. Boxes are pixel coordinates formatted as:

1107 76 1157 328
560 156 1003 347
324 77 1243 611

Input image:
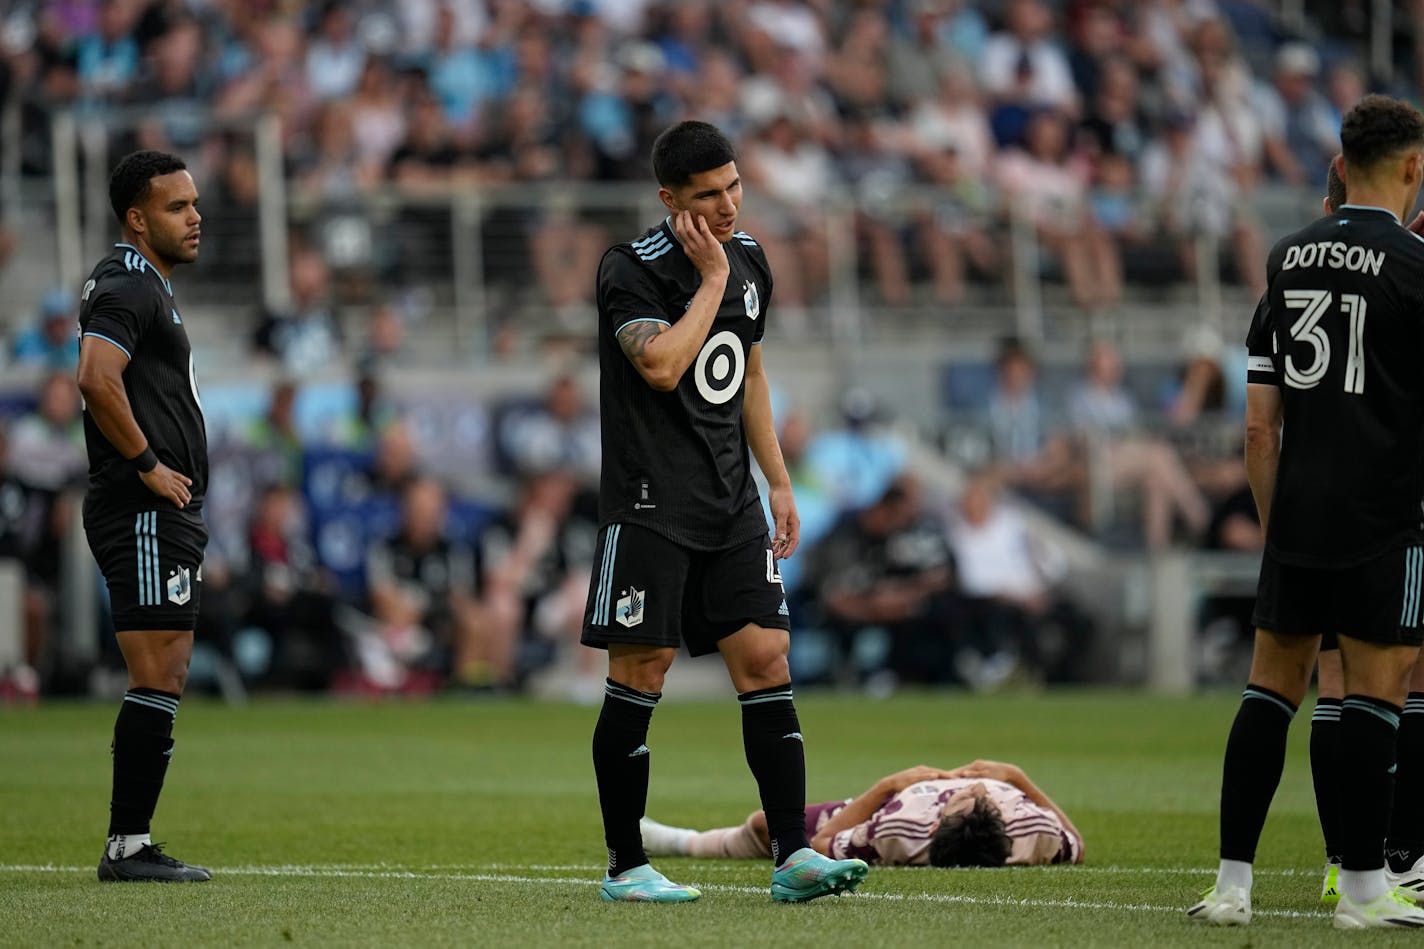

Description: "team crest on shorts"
616 587 646 628
167 566 192 606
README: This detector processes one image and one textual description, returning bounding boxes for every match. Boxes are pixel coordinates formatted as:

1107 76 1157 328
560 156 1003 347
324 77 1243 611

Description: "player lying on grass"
642 760 1083 867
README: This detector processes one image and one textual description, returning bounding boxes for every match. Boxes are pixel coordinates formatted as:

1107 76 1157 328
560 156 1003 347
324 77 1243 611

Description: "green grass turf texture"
0 689 1406 947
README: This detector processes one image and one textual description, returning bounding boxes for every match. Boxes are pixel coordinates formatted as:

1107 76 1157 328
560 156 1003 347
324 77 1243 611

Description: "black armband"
127 446 158 474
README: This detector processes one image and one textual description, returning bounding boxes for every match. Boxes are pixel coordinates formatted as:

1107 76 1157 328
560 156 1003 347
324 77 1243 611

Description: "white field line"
0 863 1330 920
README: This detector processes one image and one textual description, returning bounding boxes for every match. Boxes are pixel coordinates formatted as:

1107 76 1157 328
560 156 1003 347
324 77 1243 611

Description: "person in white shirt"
642 759 1084 867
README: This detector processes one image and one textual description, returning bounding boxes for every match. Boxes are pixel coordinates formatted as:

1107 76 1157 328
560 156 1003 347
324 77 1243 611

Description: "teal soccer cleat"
599 864 701 903
770 848 869 903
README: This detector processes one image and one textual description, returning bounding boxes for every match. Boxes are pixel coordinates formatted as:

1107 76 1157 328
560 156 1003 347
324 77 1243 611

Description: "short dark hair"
651 121 736 188
1325 158 1346 213
927 795 1012 868
1339 95 1424 171
109 150 187 225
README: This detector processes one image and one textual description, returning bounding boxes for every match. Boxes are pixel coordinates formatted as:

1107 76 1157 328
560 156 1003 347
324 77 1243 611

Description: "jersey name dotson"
1281 240 1385 275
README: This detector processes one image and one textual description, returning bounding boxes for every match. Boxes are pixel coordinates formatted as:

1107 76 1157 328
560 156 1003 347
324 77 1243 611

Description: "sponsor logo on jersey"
167 566 192 606
743 280 760 320
616 587 646 628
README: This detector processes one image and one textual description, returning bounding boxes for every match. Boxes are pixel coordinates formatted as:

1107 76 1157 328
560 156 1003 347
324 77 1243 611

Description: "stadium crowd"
0 0 1405 321
0 0 1397 698
0 324 1278 699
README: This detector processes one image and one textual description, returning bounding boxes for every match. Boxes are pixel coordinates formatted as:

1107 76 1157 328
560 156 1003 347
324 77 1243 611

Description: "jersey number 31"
1282 288 1366 395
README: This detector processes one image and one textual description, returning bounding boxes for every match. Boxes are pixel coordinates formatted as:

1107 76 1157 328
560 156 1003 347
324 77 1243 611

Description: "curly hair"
109 150 187 226
927 795 1012 868
1340 95 1424 172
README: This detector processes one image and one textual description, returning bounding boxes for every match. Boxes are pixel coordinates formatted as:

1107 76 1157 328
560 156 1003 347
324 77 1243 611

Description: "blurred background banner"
0 0 1394 702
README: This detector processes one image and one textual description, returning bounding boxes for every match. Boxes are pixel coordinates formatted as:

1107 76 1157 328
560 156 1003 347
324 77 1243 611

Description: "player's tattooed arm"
617 320 666 360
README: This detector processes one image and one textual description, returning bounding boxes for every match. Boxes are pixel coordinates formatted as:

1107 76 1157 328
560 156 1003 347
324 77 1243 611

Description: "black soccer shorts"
1253 544 1424 647
581 523 791 656
84 500 207 632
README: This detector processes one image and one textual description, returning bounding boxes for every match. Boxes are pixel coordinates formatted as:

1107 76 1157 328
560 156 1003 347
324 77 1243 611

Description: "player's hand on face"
768 484 800 559
139 462 192 508
673 210 729 280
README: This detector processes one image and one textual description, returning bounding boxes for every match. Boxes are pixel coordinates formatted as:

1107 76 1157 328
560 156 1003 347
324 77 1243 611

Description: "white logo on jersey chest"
743 280 760 320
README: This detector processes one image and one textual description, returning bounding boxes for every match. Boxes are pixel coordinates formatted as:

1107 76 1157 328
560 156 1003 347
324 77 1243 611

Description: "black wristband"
128 447 158 474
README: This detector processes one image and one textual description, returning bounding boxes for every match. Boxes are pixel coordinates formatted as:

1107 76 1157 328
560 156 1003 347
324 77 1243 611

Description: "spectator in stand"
360 477 512 691
997 109 1120 310
912 138 1001 306
947 470 1093 685
241 379 304 490
986 338 1080 513
760 407 835 600
806 388 907 512
1079 55 1149 163
496 375 600 483
1256 42 1338 186
478 470 600 698
361 420 422 501
980 0 1079 131
1067 340 1208 548
802 475 962 688
346 57 407 183
739 112 833 318
824 7 891 115
7 372 87 493
835 111 915 306
253 242 344 374
1139 108 1267 298
12 290 80 371
305 2 365 103
1196 450 1264 682
332 365 396 452
0 428 48 696
887 0 973 110
243 484 344 691
76 0 141 109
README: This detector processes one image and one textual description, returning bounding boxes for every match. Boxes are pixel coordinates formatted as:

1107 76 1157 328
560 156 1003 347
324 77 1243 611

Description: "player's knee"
735 649 791 690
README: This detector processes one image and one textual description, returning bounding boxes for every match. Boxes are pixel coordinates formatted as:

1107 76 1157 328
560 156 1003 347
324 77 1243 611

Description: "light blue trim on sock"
1243 687 1296 720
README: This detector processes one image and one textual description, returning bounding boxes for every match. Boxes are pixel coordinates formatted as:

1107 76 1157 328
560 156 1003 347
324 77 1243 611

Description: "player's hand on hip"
768 484 800 559
140 463 193 508
673 210 729 280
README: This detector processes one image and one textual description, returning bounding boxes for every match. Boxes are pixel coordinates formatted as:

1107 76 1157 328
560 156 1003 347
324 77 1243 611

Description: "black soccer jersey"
595 219 773 550
1249 205 1424 566
78 243 207 512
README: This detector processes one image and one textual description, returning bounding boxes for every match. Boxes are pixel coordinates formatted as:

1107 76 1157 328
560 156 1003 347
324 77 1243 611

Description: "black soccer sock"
108 688 179 837
1339 694 1402 872
1219 684 1296 863
738 683 809 866
592 679 658 877
1310 697 1344 863
1388 692 1424 872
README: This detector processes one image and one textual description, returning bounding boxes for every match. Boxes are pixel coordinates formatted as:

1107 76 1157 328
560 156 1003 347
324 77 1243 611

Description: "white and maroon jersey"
824 778 1082 867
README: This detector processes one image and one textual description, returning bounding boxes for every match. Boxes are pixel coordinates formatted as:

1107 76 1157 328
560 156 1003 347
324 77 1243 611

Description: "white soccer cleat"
1387 854 1424 904
639 817 694 857
1186 885 1251 926
1334 887 1424 929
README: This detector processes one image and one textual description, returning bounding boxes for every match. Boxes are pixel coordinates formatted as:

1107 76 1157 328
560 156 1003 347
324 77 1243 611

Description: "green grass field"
2 688 1414 947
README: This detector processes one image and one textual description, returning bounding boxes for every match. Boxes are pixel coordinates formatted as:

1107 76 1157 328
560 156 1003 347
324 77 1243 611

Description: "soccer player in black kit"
1190 96 1424 928
78 151 210 882
582 121 869 903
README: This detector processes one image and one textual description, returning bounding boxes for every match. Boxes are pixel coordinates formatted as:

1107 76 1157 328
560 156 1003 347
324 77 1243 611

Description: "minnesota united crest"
615 587 646 628
743 280 760 320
